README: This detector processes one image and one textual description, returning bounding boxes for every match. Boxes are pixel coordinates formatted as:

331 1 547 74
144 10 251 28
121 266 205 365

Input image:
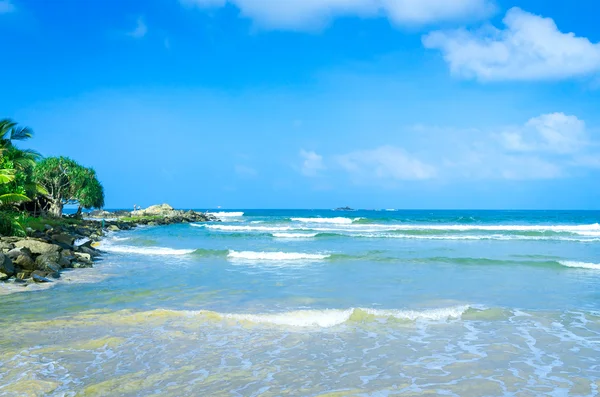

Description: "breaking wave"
227 250 330 261
559 261 600 270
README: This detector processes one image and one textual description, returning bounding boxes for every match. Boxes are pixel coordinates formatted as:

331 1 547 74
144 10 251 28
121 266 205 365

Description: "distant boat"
334 206 355 211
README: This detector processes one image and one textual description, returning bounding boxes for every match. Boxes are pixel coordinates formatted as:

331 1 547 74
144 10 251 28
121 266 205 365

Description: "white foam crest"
272 233 318 239
559 261 600 270
204 224 295 232
200 305 471 327
207 211 244 217
383 223 600 235
223 309 354 327
100 243 194 256
291 217 362 224
366 305 470 321
227 250 330 261
355 233 599 242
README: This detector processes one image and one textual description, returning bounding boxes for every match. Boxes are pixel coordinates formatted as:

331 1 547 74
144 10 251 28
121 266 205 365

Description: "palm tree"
0 168 29 204
0 118 34 148
0 119 45 205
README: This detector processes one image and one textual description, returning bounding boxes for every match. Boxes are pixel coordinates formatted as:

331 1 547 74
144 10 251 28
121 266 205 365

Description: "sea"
1 209 600 396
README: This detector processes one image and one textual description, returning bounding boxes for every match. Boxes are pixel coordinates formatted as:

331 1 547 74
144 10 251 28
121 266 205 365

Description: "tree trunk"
75 205 83 219
49 200 63 218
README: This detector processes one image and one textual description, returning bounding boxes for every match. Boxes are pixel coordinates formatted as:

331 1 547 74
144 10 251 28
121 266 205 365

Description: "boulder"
136 203 174 216
7 247 32 260
31 271 52 283
107 225 120 232
14 240 61 255
0 241 13 251
0 253 15 277
16 271 31 280
14 254 36 271
53 233 76 244
76 246 99 257
72 262 93 269
35 252 61 267
58 254 71 268
0 271 10 281
74 252 92 263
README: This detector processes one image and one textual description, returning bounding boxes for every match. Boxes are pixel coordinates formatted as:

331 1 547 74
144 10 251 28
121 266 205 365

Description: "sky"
2 0 600 209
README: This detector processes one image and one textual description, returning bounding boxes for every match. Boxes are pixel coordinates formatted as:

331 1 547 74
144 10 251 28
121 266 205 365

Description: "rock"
74 237 92 248
58 254 71 268
76 246 99 257
136 203 174 216
16 271 31 280
74 252 92 263
14 240 61 255
52 233 75 246
31 271 52 283
0 253 15 277
72 262 93 269
0 241 13 251
107 225 120 232
35 252 61 266
0 271 10 281
14 254 36 271
7 247 32 260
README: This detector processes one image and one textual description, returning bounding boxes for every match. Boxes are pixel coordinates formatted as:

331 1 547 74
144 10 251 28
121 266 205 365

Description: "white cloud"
300 149 325 177
499 113 587 154
128 17 148 39
0 0 15 14
235 164 258 178
336 145 436 181
181 0 493 30
423 7 600 81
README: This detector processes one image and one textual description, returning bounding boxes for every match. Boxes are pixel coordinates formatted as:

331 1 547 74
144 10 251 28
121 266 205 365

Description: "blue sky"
2 0 600 209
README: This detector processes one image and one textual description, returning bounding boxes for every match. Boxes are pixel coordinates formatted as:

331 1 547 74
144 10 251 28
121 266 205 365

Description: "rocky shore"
0 204 218 287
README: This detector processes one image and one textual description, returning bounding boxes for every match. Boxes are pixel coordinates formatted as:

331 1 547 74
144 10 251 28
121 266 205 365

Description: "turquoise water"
1 210 600 396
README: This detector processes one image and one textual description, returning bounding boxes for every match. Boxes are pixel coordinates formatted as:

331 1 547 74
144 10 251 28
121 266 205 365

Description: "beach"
0 209 599 395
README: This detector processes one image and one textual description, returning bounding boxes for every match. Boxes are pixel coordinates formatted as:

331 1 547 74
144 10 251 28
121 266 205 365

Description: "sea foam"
272 233 318 239
559 261 600 270
291 217 361 224
203 305 471 327
227 250 330 261
207 211 245 217
100 243 195 256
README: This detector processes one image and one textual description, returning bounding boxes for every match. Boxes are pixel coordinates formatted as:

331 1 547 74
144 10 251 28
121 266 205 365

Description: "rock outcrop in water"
0 204 218 287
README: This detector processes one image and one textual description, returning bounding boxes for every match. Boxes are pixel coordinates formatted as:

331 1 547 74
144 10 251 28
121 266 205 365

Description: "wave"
227 250 330 261
100 243 195 256
196 222 600 240
272 233 318 239
201 305 472 327
559 261 600 270
291 217 362 224
207 211 244 217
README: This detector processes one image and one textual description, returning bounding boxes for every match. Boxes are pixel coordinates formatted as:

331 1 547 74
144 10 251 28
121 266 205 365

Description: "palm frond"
0 169 16 184
0 119 17 142
10 126 33 141
0 193 30 204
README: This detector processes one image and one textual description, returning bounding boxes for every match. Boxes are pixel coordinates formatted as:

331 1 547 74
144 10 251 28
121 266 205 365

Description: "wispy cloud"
181 0 494 30
299 150 325 177
127 17 148 39
0 0 15 14
423 7 600 81
235 164 258 178
306 113 598 185
336 146 436 182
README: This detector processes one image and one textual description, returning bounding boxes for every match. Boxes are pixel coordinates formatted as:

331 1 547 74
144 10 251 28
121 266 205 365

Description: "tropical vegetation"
0 118 104 235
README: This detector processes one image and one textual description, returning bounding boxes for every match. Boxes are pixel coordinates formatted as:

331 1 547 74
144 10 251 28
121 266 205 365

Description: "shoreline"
0 204 218 291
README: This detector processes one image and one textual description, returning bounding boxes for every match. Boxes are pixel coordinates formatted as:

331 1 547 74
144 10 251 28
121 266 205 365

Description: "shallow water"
1 210 600 396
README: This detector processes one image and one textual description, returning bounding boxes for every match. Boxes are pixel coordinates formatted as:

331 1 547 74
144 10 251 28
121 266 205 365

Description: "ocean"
1 210 600 396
